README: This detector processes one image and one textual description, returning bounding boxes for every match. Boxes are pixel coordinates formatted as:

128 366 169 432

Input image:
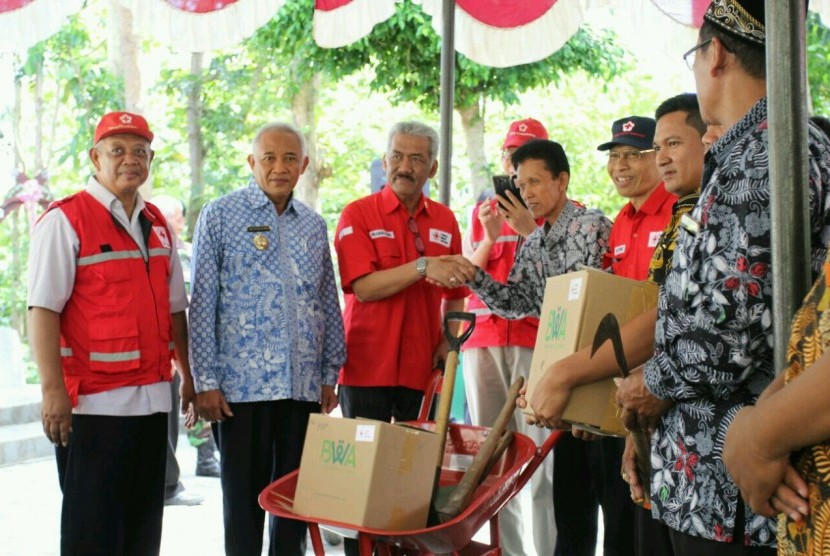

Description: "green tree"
325 0 628 200
248 0 627 204
0 12 123 341
808 12 830 115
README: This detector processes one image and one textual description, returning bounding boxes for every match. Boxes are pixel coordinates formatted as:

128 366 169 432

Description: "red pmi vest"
52 191 174 405
464 202 540 350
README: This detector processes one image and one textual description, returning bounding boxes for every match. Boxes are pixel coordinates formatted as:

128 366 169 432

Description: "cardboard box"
293 415 441 531
525 268 658 436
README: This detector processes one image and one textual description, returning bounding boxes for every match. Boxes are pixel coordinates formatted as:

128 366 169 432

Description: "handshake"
422 255 477 288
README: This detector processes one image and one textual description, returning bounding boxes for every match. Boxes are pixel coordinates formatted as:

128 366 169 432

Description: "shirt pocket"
88 318 141 373
374 238 402 269
296 238 327 291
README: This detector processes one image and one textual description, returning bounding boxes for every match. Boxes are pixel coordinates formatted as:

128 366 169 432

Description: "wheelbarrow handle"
443 311 476 352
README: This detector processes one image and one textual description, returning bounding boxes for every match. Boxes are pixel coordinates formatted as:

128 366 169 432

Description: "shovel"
591 313 651 499
435 377 524 522
427 311 475 524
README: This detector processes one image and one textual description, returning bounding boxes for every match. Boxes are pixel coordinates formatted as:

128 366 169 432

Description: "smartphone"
492 175 526 209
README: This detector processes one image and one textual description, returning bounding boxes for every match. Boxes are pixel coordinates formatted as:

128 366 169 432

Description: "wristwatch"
416 257 428 277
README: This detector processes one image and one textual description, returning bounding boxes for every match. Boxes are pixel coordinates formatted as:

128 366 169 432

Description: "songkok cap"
502 118 549 150
703 0 765 46
94 111 154 144
596 116 656 151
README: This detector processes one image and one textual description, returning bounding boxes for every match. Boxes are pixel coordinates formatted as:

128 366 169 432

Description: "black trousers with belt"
215 399 319 556
56 412 167 556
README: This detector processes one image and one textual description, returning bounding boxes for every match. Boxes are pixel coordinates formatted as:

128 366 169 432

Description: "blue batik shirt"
189 181 346 403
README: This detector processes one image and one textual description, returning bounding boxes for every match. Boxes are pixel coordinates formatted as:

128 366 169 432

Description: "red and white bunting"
313 0 396 48
417 0 583 68
0 0 83 53
117 0 286 53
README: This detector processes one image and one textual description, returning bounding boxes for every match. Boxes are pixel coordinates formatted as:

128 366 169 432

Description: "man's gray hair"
387 121 439 163
252 123 307 157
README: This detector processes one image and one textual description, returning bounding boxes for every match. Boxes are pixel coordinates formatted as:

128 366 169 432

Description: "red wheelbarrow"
259 422 563 555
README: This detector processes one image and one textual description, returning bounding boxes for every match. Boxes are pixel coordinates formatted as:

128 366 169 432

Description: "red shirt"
604 183 676 280
464 201 539 350
335 186 466 390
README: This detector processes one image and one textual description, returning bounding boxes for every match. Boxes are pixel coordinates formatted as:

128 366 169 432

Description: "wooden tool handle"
632 430 652 499
481 430 514 480
438 377 524 520
433 350 459 466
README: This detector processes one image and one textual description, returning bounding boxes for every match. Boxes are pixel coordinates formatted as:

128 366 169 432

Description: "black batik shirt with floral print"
643 98 830 547
468 200 611 318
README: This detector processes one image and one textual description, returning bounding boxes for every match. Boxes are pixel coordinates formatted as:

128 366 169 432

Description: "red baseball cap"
94 111 154 144
502 118 549 150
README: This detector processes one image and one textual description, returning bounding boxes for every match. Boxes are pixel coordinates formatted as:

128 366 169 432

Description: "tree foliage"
808 12 830 115
327 0 628 112
1 11 122 335
19 14 124 176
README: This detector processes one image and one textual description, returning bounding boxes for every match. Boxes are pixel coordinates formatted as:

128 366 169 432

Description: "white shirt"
28 176 188 415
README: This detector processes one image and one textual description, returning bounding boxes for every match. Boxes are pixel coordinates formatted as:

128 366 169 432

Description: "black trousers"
56 412 167 556
636 505 673 556
339 385 424 423
165 375 182 497
553 434 635 556
340 385 424 556
665 500 776 556
216 399 319 556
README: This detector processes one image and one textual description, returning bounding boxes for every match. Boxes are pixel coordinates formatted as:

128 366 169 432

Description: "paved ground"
0 433 602 556
0 433 345 556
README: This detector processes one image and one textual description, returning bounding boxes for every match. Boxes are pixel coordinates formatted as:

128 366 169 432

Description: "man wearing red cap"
461 118 555 556
28 111 193 554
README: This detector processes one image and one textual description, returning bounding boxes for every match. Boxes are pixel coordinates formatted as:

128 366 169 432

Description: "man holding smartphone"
461 119 549 556
462 121 606 556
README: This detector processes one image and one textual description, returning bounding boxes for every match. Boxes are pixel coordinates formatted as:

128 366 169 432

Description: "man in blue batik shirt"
189 122 346 556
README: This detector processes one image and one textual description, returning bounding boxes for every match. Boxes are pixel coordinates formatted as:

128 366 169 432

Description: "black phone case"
492 175 527 209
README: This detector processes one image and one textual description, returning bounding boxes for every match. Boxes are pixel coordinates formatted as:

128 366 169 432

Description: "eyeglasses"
683 39 712 70
408 217 425 255
606 149 655 163
501 148 517 160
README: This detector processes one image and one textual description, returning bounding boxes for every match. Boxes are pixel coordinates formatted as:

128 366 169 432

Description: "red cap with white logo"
502 118 549 150
94 111 154 144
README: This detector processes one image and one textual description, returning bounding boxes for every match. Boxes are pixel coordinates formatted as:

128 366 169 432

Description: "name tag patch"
429 228 452 248
152 226 171 249
648 231 662 248
369 229 395 240
614 244 626 256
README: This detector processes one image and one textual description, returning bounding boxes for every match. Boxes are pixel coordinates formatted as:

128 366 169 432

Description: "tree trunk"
13 55 23 172
108 1 149 199
109 0 141 111
457 99 489 204
34 57 44 171
186 53 205 237
291 74 329 212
